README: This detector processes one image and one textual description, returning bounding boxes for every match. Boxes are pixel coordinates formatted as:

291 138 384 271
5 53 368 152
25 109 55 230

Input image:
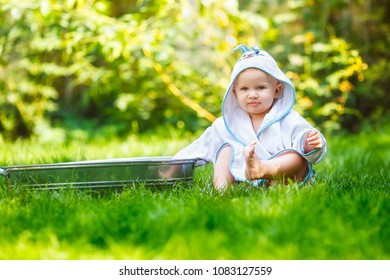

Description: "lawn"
0 126 389 260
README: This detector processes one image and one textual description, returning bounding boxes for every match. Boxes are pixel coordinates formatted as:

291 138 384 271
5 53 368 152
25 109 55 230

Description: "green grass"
0 127 389 260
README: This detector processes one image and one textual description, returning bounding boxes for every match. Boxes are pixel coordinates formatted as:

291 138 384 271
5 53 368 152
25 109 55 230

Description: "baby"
174 45 326 190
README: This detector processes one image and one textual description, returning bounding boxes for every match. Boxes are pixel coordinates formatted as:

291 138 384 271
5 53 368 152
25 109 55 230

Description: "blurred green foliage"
0 0 388 140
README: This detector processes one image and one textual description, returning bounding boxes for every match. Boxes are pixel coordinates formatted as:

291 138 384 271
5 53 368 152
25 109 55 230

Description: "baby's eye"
257 85 266 90
240 87 249 91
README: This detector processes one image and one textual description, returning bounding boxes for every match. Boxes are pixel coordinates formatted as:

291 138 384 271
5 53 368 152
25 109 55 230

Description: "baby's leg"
214 145 234 191
244 143 307 182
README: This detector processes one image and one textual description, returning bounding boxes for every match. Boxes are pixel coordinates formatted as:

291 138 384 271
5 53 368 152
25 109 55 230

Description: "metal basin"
0 157 206 190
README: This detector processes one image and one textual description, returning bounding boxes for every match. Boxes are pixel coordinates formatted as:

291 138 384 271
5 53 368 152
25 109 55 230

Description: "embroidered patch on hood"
222 45 296 144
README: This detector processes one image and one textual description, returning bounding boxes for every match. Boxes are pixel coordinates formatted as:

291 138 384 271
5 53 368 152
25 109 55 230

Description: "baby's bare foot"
244 142 263 179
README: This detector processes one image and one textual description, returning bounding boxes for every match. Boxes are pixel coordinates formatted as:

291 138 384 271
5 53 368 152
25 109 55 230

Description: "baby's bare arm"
304 130 323 153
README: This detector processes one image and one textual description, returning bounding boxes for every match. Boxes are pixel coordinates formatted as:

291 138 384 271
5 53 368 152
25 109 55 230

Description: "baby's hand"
304 130 323 153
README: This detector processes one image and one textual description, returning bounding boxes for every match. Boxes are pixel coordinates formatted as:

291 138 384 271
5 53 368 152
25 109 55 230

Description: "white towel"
174 45 327 182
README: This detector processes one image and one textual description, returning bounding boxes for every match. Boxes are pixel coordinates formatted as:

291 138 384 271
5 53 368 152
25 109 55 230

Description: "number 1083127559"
212 266 272 276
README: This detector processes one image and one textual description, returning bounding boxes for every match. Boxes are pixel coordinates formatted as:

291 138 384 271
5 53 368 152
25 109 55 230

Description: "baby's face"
233 68 282 118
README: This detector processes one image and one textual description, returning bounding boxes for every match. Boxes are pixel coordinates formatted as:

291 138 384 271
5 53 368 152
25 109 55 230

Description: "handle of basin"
0 168 10 178
194 159 207 167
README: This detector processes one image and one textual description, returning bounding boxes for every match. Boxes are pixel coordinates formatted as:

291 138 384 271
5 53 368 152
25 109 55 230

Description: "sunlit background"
0 0 388 142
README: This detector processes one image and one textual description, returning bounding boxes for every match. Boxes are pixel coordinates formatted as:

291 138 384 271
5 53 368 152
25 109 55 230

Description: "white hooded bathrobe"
174 45 327 183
